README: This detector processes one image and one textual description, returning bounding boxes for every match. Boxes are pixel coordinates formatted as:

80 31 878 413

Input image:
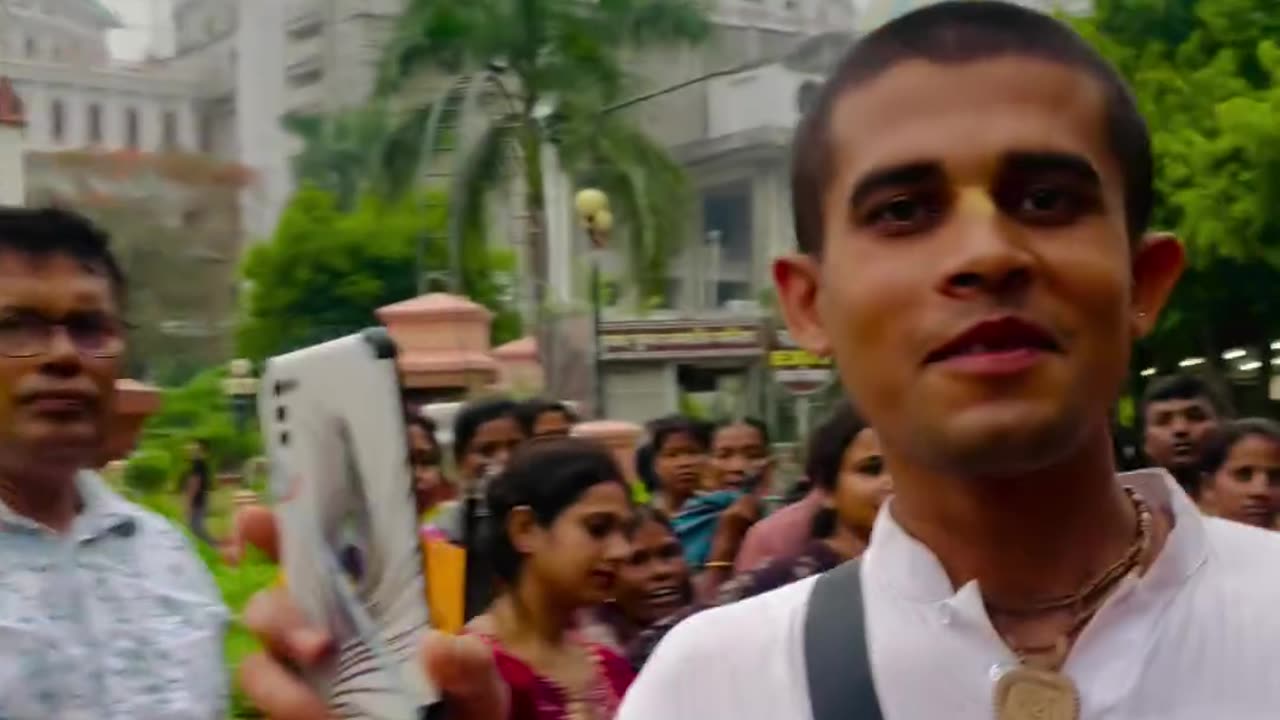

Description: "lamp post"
221 358 258 434
574 188 613 419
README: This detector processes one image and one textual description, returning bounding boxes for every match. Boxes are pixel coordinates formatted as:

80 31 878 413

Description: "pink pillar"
377 293 499 395
101 379 161 465
491 336 544 393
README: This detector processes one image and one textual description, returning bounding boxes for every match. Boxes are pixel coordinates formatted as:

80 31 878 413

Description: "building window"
24 35 35 59
50 99 65 142
199 114 213 153
87 103 102 144
163 111 179 150
125 108 140 149
288 67 324 88
716 281 751 305
703 183 754 265
288 19 324 41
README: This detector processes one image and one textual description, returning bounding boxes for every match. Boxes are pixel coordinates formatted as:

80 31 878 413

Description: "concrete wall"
0 60 201 153
0 125 24 205
3 0 112 66
235 0 289 239
604 363 680 425
706 63 821 138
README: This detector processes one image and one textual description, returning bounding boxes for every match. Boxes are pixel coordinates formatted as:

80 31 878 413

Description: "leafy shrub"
131 367 264 493
123 450 174 494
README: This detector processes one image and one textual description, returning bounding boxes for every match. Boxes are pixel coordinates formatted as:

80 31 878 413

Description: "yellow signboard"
768 349 832 368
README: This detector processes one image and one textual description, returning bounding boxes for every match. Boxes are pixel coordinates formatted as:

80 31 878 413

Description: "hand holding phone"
259 328 441 719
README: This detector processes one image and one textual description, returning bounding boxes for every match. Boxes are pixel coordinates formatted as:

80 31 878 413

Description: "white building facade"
0 1 205 156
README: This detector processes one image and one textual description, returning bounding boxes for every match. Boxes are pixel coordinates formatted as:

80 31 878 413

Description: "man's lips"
925 316 1062 367
19 390 98 415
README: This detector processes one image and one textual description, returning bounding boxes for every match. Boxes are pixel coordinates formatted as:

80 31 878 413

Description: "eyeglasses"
0 311 126 359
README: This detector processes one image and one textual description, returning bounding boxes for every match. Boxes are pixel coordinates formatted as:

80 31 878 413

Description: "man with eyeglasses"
0 208 227 719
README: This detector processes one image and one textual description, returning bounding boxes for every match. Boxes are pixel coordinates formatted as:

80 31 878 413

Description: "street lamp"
575 187 613 418
221 358 258 434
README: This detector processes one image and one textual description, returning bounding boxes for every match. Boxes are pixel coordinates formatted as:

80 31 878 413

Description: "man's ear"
1131 232 1185 339
773 254 832 357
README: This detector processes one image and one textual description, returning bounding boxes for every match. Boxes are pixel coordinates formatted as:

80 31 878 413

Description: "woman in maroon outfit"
468 437 636 720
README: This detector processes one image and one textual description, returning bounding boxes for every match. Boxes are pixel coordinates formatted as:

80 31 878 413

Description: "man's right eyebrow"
848 162 944 208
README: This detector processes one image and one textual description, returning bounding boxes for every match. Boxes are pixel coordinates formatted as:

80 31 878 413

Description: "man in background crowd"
184 438 215 544
0 207 226 719
1141 372 1229 500
515 398 578 439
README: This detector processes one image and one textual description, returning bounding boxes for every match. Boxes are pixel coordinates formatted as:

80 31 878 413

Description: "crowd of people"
5 1 1280 719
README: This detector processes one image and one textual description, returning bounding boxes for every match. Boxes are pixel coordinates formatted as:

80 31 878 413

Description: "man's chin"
16 427 101 467
916 410 1086 479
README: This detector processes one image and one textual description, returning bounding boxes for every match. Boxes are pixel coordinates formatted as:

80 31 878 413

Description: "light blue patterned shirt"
0 471 229 720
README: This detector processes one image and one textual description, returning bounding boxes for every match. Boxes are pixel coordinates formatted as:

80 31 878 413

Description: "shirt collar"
0 470 140 540
864 468 1208 604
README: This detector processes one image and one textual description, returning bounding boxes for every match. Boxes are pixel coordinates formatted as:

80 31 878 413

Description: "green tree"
236 187 520 360
282 105 395 211
1075 0 1280 410
377 0 711 305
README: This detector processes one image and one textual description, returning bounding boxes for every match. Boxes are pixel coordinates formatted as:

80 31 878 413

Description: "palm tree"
282 104 394 212
378 0 711 308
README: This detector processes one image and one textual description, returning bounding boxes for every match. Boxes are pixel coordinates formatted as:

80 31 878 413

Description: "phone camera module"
339 544 365 582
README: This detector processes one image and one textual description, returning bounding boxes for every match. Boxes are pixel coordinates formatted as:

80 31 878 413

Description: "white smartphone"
258 328 442 720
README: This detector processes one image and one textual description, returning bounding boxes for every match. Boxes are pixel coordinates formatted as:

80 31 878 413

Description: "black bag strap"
804 557 884 720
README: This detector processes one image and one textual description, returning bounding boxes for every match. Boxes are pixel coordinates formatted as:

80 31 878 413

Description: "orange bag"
423 538 466 635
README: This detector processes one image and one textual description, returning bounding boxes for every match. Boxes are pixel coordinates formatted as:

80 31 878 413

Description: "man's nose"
40 325 84 372
936 209 1034 300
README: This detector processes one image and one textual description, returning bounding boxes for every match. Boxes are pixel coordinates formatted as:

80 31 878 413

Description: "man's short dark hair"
648 415 710 455
0 206 126 300
1141 373 1232 418
453 397 520 462
791 0 1152 255
514 398 578 435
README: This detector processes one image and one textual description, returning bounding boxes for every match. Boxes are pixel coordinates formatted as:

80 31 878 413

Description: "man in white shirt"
0 207 227 719
620 2 1280 719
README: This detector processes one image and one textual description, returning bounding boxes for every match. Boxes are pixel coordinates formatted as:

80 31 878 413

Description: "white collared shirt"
0 471 229 720
619 470 1280 719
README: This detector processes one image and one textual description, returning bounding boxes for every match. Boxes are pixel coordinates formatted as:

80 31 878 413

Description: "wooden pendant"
994 666 1080 720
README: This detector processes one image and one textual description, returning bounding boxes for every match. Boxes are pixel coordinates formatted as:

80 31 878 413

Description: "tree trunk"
521 128 547 320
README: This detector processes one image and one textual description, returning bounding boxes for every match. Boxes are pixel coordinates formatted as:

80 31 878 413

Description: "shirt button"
939 604 954 625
